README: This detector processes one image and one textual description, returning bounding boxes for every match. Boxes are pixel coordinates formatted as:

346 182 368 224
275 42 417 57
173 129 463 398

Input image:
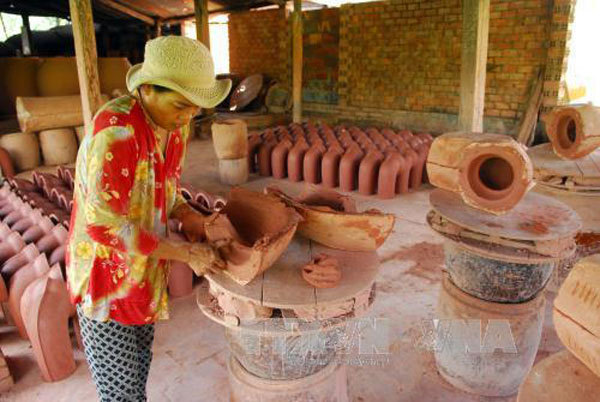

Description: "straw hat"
126 36 231 108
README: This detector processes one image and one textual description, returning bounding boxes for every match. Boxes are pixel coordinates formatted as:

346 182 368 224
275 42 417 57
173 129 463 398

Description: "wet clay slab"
517 350 600 402
429 188 581 242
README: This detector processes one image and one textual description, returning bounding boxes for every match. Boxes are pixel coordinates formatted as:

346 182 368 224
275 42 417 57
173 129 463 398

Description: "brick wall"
228 8 289 85
228 1 575 135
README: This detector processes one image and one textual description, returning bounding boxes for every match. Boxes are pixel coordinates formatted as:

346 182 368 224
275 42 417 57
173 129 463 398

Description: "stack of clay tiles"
0 167 78 383
247 122 433 199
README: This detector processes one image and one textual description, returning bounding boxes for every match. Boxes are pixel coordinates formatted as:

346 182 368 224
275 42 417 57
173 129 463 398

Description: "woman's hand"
187 242 226 276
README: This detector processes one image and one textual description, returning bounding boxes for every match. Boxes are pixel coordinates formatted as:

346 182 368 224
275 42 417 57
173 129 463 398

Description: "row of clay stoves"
0 175 75 384
247 123 433 199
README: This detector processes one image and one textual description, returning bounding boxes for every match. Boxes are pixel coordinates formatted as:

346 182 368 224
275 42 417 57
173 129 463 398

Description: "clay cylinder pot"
2 243 40 279
544 104 600 160
553 255 600 377
377 153 411 199
247 133 263 173
167 231 194 298
443 242 555 303
339 146 364 192
303 142 326 184
0 146 15 179
257 139 277 176
212 119 248 160
0 132 41 172
426 132 534 214
22 217 55 244
435 276 545 397
287 138 309 182
35 225 68 255
270 139 293 179
0 232 25 265
218 158 249 186
321 145 344 188
228 357 348 402
39 128 78 166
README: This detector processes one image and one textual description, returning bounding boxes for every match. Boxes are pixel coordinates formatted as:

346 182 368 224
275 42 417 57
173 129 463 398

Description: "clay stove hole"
557 116 578 150
468 155 515 201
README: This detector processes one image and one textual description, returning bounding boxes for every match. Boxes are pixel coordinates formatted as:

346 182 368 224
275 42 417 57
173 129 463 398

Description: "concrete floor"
1 138 564 401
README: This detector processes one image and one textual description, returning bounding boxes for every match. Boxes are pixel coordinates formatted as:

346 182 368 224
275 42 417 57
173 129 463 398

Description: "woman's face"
140 85 200 131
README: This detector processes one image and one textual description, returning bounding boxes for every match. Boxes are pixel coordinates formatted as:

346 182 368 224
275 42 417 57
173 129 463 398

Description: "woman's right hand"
187 242 226 276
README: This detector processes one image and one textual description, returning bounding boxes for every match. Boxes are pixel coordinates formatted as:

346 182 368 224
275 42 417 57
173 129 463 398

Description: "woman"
66 36 231 401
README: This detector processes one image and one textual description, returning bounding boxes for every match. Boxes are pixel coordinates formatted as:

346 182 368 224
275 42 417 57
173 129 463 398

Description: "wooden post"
69 0 103 132
194 0 210 48
292 0 303 123
154 19 163 37
21 14 33 56
458 0 490 133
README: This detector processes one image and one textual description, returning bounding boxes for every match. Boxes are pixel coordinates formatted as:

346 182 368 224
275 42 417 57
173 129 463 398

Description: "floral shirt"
66 95 189 325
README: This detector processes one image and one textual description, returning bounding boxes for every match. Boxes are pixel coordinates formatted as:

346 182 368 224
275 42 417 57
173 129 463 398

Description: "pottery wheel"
203 236 379 310
528 143 600 193
430 188 581 242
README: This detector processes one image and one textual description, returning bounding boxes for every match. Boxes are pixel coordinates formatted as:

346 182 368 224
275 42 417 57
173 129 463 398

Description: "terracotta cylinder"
287 138 309 182
218 157 249 186
212 119 248 160
2 243 40 279
39 128 78 166
339 146 364 192
8 253 49 339
443 242 555 303
544 104 600 160
247 133 263 173
22 217 54 244
426 132 534 214
0 232 25 265
35 225 68 255
20 264 76 382
0 132 40 172
303 142 326 184
16 95 108 133
228 357 348 402
167 231 194 298
409 143 429 190
270 139 293 179
435 276 545 397
358 149 384 195
321 146 344 188
257 139 277 176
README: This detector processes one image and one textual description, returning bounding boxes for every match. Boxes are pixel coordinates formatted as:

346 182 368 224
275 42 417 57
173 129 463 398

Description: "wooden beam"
69 0 103 131
20 14 33 56
193 0 210 49
154 19 162 37
458 0 490 133
292 0 302 123
96 0 154 25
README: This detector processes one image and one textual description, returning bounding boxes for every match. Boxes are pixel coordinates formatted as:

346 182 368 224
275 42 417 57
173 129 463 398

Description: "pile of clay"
266 187 395 251
204 187 301 285
248 122 433 199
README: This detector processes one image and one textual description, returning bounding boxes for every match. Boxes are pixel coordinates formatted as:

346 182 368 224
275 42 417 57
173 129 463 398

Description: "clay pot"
358 149 384 195
270 138 293 179
2 243 40 279
167 231 193 298
22 217 55 244
20 264 76 382
544 104 600 159
257 138 277 176
321 145 344 188
287 138 309 182
0 132 40 172
377 153 411 199
39 128 78 166
443 242 555 303
426 132 534 214
8 253 50 339
0 146 15 179
435 275 545 397
35 225 69 255
247 133 263 173
211 119 248 160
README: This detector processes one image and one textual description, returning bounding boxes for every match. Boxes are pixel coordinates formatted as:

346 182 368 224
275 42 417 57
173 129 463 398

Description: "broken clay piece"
204 188 301 286
209 286 272 324
266 187 394 251
426 132 534 214
544 104 600 160
301 254 342 289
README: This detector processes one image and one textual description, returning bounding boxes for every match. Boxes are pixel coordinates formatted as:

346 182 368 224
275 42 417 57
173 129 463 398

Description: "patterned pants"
77 305 155 402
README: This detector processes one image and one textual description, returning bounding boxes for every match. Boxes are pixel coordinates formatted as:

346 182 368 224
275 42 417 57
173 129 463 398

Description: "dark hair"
151 84 173 93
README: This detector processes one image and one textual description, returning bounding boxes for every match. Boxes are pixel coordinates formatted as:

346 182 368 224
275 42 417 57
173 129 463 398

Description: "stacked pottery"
248 122 432 199
426 132 582 397
212 119 249 186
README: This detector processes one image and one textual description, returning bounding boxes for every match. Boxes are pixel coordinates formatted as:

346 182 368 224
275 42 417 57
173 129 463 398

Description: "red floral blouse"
66 95 188 325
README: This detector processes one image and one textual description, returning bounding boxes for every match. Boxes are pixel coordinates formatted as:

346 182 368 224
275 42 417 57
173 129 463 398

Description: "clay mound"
266 187 395 251
205 187 301 285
